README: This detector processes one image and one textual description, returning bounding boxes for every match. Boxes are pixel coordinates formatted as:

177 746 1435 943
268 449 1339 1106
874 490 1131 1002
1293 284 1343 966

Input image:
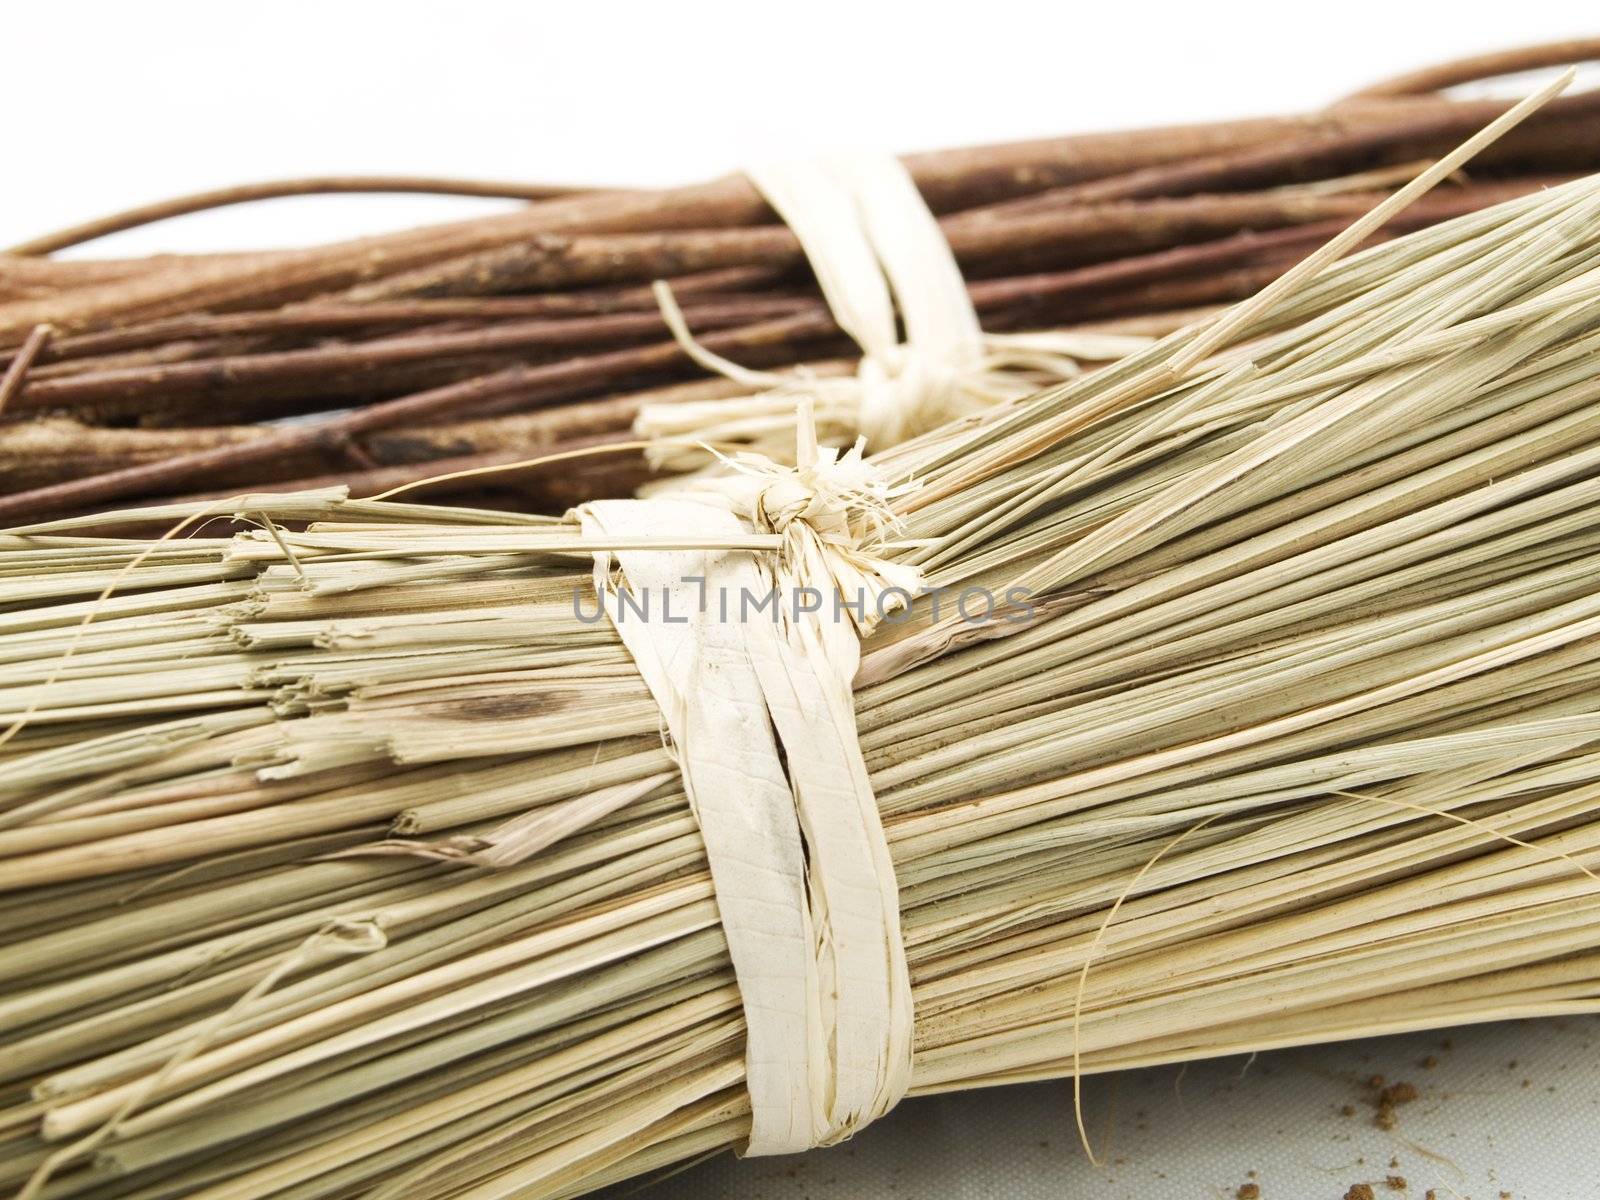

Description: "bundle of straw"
4 91 1600 1197
3 40 1600 520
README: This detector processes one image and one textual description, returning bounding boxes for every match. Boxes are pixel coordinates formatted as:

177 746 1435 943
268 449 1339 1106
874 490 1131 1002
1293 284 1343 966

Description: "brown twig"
11 267 783 368
6 176 608 257
334 181 1556 304
1341 37 1600 101
10 77 1598 345
0 367 854 494
0 177 771 343
5 299 813 418
0 324 49 416
18 178 1539 417
0 251 276 289
946 177 1555 269
966 184 1496 319
986 94 1600 211
340 225 802 302
6 39 1599 349
0 310 849 521
0 219 1392 519
186 435 654 510
2 37 1596 521
0 170 1543 518
0 106 1491 345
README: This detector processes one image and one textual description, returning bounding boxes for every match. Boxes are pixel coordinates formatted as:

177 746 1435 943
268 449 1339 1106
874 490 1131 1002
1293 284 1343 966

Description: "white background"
4 3 1596 255
8 4 1599 1197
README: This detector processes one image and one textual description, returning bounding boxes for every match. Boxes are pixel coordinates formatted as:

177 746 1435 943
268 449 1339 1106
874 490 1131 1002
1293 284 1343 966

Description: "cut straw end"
1164 65 1578 375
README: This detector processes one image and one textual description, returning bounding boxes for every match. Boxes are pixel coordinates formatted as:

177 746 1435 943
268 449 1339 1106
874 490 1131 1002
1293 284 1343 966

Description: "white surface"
4 3 1595 256
9 3 1600 1194
632 1017 1600 1200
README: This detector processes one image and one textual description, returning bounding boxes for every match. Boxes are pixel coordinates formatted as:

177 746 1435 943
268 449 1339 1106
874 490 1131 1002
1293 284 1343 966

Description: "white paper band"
577 441 915 1154
751 154 984 450
636 153 1149 468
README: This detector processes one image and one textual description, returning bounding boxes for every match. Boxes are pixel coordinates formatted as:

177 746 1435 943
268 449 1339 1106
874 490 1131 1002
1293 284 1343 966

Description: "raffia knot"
671 409 922 634
856 344 965 450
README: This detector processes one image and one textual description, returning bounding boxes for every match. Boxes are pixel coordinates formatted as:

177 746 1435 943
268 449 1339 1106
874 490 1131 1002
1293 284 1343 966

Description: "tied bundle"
3 41 1600 519
6 78 1600 1197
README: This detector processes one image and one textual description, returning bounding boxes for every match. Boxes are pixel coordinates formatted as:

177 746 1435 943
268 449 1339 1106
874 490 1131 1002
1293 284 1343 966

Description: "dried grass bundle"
3 121 1600 1199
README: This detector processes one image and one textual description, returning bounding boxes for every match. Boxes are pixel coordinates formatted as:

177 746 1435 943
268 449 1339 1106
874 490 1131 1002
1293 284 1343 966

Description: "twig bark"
0 325 49 416
988 95 1600 209
0 104 1514 345
13 178 1546 423
7 299 811 418
1340 36 1600 101
0 310 846 520
26 268 776 363
0 179 1528 520
337 179 1552 303
6 176 607 257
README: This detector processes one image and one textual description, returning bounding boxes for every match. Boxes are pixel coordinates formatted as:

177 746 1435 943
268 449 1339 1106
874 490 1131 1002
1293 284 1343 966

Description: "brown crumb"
1499 1193 1512 1199
1345 1186 1376 1200
1371 1079 1419 1129
1388 1158 1400 1169
1340 1104 1358 1118
1236 1185 1260 1200
1367 1074 1386 1089
1420 1054 1439 1069
1425 1192 1437 1200
1386 1176 1407 1192
1379 1081 1419 1107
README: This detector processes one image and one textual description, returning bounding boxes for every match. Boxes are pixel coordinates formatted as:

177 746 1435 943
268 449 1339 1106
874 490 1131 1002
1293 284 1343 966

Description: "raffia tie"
577 414 919 1154
635 153 1137 470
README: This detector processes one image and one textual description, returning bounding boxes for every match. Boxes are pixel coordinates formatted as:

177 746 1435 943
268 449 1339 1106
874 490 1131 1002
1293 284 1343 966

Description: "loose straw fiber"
6 174 1600 1199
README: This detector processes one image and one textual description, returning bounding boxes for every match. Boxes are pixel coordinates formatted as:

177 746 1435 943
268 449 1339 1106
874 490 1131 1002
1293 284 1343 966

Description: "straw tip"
1540 64 1579 97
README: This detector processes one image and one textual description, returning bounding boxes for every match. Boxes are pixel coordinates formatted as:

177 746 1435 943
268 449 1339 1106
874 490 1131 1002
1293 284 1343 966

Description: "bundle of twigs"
4 102 1600 1197
3 39 1600 521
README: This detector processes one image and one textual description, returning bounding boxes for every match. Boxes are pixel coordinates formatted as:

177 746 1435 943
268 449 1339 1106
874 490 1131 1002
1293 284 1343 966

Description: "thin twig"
0 323 49 416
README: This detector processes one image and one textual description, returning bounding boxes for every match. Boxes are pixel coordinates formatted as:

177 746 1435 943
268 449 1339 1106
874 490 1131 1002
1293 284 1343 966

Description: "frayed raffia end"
654 403 923 636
